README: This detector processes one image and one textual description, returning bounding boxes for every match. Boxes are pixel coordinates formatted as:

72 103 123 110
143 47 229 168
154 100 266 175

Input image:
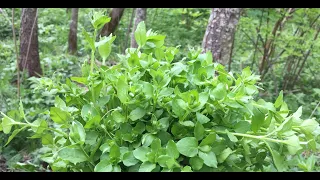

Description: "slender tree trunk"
131 8 147 48
100 8 125 37
124 8 135 53
68 8 79 55
202 8 241 66
19 8 42 77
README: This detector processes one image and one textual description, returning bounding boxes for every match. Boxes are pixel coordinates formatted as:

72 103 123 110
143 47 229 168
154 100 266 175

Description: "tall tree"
68 8 79 55
131 8 147 48
100 8 125 37
202 8 241 66
19 8 42 77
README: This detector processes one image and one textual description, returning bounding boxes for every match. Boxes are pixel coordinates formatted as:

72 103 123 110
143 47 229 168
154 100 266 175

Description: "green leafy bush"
1 13 319 172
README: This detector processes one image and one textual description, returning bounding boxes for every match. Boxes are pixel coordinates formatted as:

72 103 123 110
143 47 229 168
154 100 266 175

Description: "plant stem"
215 130 286 144
11 8 20 99
47 128 68 138
309 101 320 118
90 29 97 73
89 137 102 160
80 145 95 171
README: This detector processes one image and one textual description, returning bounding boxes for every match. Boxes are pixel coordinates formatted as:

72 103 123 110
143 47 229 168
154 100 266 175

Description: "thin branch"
309 101 320 119
11 8 20 99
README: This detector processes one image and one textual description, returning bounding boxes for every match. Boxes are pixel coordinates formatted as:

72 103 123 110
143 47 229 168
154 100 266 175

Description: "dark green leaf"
189 156 204 170
196 112 210 124
50 107 70 124
129 107 146 121
176 137 198 157
194 122 205 140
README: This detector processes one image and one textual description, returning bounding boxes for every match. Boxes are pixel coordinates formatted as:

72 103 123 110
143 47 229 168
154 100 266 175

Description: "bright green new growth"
0 14 319 172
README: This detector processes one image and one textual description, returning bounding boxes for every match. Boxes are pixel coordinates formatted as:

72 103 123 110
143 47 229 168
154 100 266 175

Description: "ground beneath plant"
0 155 10 172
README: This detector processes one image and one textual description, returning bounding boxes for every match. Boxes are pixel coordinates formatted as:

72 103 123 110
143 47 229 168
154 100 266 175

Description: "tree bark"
68 8 79 55
19 8 42 77
124 8 135 53
131 8 147 48
202 8 241 66
100 8 125 37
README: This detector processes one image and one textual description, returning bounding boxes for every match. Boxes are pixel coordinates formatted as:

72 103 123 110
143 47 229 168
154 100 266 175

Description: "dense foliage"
1 12 319 172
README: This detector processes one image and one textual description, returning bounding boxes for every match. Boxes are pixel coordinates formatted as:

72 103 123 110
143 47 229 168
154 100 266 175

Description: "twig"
11 8 20 99
309 101 320 119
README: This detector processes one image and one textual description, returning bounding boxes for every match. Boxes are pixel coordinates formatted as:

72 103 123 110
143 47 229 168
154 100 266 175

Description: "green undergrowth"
1 11 319 172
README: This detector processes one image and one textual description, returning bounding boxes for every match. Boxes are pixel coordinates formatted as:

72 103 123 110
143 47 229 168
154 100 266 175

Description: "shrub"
1 12 319 172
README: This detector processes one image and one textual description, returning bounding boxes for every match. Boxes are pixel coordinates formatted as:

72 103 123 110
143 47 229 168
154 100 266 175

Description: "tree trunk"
202 8 241 66
131 8 147 48
68 8 79 55
19 8 42 77
124 8 135 53
100 8 125 37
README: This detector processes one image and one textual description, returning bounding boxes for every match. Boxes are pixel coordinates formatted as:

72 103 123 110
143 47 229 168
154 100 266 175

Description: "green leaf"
85 131 99 145
133 146 150 162
293 106 303 119
196 112 210 124
133 122 145 134
54 96 66 109
234 121 251 133
172 99 187 118
189 156 204 170
226 130 238 142
176 137 198 157
98 34 116 62
84 115 101 129
157 155 172 168
198 145 211 153
42 133 53 145
58 147 87 164
70 77 87 85
151 138 161 152
198 151 217 168
299 119 319 134
111 110 126 123
199 133 216 146
1 116 15 134
181 166 193 172
93 15 111 29
179 120 194 127
217 148 233 163
19 100 26 120
83 30 95 50
50 107 70 124
139 161 156 172
274 90 283 108
272 150 286 172
129 107 146 121
117 75 128 104
109 144 121 162
123 151 139 167
69 121 86 145
142 133 156 147
5 126 27 146
194 122 205 140
285 135 303 155
166 140 179 159
81 104 99 120
94 159 113 172
210 83 227 100
134 21 147 47
251 106 265 132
